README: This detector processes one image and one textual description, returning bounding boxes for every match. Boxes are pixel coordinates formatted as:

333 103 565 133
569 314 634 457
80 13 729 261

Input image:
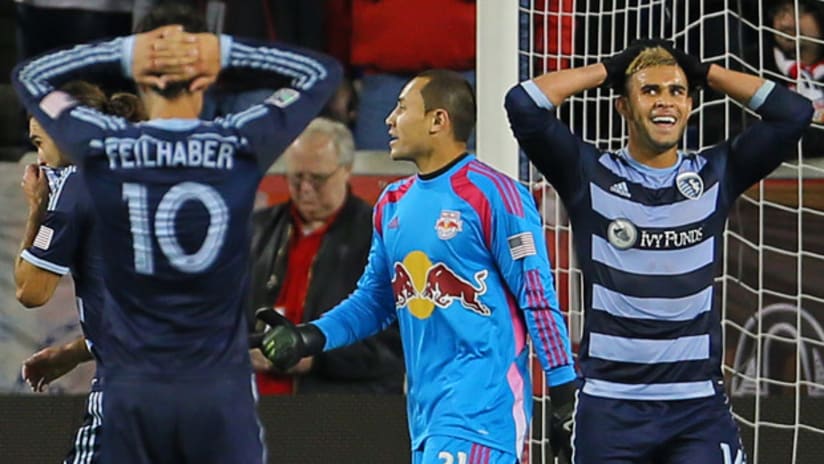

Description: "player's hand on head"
20 163 48 210
132 26 220 91
664 45 711 90
603 38 674 91
188 33 221 92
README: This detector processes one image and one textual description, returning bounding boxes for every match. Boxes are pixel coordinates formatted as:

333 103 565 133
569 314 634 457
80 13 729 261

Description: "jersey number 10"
122 181 229 275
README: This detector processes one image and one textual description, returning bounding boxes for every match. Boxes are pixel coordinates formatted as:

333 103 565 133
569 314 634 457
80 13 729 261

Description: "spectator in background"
745 0 824 156
349 0 476 150
249 117 404 395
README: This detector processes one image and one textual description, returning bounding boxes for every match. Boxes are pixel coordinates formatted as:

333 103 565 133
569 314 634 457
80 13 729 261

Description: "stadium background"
2 1 824 463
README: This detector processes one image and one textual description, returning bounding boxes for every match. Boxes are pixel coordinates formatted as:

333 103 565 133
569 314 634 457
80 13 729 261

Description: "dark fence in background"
1 395 823 463
0 394 411 464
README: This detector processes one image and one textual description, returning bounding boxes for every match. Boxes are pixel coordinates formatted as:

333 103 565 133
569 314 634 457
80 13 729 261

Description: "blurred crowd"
11 0 477 157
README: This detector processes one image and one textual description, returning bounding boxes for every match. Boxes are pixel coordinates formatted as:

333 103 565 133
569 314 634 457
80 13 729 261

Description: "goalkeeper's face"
385 77 432 162
620 65 693 155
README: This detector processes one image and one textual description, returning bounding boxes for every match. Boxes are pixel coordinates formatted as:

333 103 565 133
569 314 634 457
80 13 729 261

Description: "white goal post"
476 1 824 463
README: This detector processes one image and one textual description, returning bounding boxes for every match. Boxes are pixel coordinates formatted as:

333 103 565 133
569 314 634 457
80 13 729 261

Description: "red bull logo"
391 251 491 319
435 210 462 240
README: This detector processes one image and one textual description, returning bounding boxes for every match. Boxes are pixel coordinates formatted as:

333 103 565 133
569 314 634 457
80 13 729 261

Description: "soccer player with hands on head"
505 39 813 463
12 4 342 462
257 69 577 463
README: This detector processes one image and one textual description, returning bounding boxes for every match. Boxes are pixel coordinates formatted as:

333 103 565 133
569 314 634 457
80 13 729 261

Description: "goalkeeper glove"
549 380 578 464
255 307 326 371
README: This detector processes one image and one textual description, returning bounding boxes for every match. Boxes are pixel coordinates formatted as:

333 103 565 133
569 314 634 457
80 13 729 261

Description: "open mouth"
651 115 677 128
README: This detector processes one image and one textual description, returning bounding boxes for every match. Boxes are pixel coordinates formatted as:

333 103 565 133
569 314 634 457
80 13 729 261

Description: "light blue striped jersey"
505 80 813 401
314 154 575 456
12 35 342 379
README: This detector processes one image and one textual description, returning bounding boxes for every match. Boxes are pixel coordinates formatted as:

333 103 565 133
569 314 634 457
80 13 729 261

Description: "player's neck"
145 94 203 120
626 141 679 169
416 143 468 176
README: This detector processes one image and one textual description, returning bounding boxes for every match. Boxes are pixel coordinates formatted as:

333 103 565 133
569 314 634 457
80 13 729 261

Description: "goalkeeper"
505 39 813 463
258 69 577 463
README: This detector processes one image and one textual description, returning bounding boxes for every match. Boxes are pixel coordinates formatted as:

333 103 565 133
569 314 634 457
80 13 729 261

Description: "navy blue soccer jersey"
505 80 813 401
21 165 109 369
314 154 575 456
12 35 342 378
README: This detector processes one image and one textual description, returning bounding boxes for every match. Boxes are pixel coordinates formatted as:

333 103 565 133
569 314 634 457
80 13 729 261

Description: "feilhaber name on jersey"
102 138 236 170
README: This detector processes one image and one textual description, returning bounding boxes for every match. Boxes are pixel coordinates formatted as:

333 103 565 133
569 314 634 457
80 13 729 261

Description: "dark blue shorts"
100 374 266 464
572 391 746 464
63 385 103 464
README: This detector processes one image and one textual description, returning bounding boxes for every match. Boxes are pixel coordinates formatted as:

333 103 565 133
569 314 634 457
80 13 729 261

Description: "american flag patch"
508 232 536 260
33 225 54 250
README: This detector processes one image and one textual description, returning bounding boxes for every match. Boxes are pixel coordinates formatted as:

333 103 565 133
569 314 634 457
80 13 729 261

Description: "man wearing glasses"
248 117 405 395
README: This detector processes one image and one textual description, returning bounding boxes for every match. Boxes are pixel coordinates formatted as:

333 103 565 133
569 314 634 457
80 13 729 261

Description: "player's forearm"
706 64 767 105
61 336 93 365
531 63 608 106
11 38 126 110
222 36 343 96
314 293 397 352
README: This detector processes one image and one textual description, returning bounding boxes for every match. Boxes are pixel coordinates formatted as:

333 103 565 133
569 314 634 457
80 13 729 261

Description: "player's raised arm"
209 36 343 171
10 26 197 162
701 63 813 194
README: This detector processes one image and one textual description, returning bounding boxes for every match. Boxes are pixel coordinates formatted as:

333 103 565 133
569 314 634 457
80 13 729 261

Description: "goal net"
515 1 824 463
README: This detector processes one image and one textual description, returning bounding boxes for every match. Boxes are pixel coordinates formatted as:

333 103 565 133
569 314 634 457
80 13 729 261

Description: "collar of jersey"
417 152 474 182
619 147 684 180
139 118 201 131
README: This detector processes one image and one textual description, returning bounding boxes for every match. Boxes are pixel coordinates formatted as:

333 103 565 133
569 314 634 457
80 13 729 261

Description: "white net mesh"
517 1 824 463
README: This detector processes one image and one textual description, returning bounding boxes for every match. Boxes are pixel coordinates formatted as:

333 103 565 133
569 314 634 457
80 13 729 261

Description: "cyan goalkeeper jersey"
314 154 575 456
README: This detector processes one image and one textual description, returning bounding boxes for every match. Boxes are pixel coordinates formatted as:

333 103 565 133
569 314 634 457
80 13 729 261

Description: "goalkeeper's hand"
255 307 325 371
549 380 578 464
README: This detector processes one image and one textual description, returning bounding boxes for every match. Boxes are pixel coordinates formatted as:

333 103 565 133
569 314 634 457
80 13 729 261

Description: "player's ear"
615 96 629 119
429 109 448 135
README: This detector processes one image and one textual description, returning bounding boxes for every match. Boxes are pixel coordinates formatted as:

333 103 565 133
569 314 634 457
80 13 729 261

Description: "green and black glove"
549 380 578 464
255 307 326 371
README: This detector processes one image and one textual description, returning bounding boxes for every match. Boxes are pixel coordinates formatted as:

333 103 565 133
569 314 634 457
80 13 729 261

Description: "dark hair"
133 4 208 99
415 69 476 143
57 81 146 123
107 92 148 122
60 81 108 111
